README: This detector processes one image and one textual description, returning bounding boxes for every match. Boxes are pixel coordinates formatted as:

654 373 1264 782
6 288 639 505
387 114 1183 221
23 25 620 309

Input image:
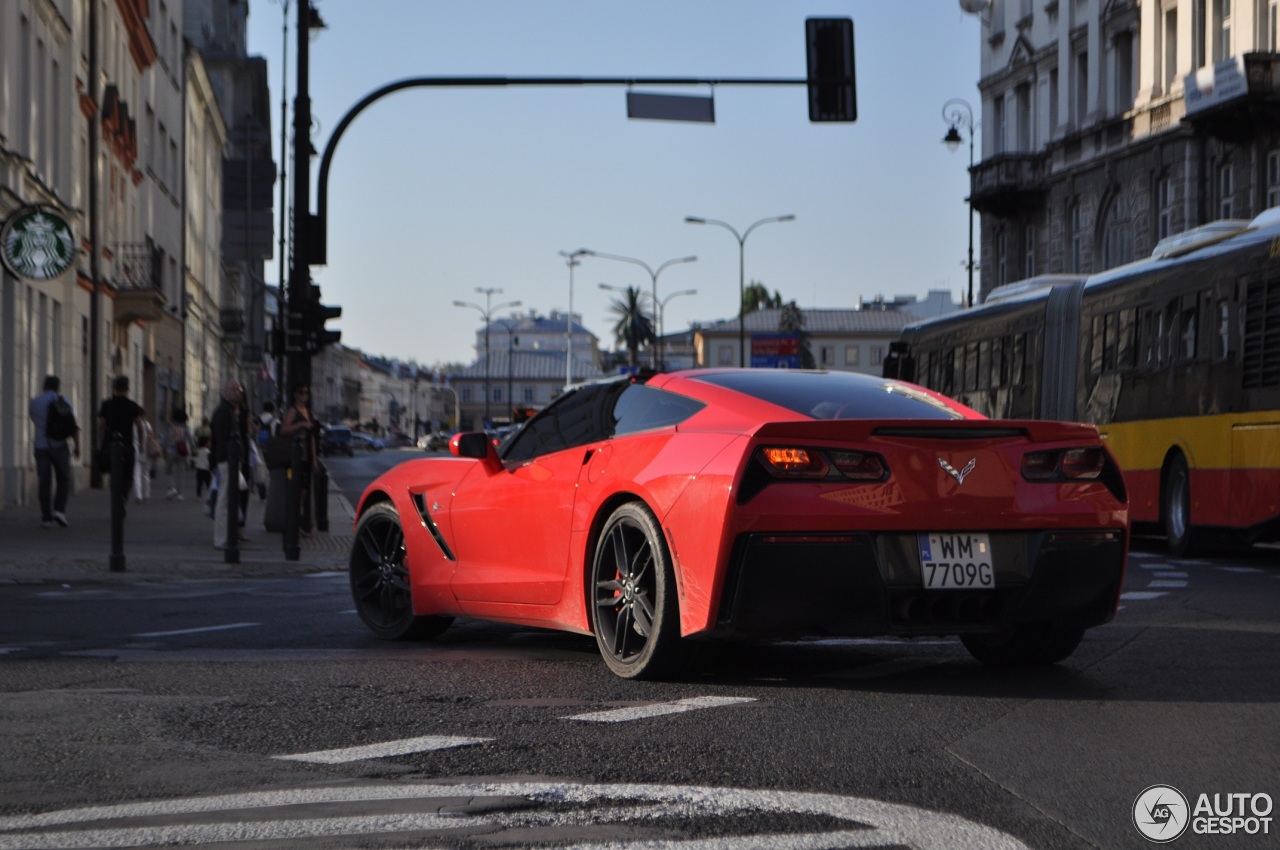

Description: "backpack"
46 396 77 441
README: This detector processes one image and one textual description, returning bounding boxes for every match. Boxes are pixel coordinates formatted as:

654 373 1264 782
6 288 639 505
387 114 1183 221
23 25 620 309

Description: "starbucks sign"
2 207 76 281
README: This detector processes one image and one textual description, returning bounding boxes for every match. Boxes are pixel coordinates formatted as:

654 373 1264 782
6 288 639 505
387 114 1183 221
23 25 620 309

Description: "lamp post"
684 214 795 367
943 97 977 309
581 250 697 369
658 288 697 369
560 249 589 389
454 288 521 426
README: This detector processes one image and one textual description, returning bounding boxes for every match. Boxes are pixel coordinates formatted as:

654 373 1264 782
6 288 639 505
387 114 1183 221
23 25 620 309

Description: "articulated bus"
886 210 1280 555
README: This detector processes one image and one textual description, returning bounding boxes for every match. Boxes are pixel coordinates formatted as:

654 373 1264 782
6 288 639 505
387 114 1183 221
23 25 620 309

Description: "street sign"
626 91 715 123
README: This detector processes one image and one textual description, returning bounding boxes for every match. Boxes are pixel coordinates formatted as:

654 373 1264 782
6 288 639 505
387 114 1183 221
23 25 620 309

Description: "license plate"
918 533 995 589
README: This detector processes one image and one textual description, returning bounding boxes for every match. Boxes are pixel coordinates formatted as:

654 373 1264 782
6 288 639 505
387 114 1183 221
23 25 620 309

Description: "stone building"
970 0 1280 301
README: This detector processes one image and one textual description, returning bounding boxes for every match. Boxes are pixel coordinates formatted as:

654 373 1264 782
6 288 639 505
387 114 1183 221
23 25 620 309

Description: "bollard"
282 433 300 561
108 436 127 572
224 426 240 564
313 460 329 532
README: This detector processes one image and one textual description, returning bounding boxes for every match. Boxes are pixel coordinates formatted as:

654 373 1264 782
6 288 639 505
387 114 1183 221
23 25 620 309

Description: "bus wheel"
1163 454 1193 557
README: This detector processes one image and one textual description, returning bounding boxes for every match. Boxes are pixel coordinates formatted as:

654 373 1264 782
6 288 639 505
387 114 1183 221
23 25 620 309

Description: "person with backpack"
28 375 80 528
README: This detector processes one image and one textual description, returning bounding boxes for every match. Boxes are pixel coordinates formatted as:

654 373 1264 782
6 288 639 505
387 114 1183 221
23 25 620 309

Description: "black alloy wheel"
961 622 1085 666
349 502 451 640
590 502 686 680
1162 453 1193 557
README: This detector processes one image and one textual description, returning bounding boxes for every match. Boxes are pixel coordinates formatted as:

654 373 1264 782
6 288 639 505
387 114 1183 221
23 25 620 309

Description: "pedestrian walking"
29 375 80 528
165 408 194 500
98 375 145 508
133 412 162 502
210 378 251 549
193 435 212 500
279 383 318 536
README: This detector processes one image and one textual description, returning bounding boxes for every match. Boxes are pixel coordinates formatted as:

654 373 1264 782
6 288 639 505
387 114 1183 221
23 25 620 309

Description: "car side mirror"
450 431 502 470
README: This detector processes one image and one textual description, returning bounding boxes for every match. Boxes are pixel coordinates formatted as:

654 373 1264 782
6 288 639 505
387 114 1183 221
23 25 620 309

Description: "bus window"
1179 294 1198 361
1118 308 1137 369
1218 298 1231 360
940 348 956 396
964 342 979 392
978 340 991 389
1012 333 1027 386
1090 316 1104 376
991 337 1006 388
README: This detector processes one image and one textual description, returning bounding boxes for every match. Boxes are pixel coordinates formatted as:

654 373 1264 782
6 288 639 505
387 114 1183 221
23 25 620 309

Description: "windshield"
691 370 964 420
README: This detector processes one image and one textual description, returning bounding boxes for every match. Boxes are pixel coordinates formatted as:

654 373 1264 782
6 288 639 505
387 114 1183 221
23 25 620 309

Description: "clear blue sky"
245 1 982 367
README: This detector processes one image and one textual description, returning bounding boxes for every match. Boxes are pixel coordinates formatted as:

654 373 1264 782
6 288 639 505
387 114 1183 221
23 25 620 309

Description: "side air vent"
411 493 456 561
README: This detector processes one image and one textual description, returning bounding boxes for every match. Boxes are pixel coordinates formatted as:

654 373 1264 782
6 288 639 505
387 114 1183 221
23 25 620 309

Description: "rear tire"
590 502 687 680
961 623 1085 666
349 502 451 640
1163 454 1193 557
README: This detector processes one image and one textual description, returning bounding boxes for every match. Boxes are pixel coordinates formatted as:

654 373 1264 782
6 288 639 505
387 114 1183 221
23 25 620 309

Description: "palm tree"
607 286 655 369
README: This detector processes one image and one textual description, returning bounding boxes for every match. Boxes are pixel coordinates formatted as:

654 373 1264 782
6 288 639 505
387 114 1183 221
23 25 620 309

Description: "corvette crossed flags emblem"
938 457 977 486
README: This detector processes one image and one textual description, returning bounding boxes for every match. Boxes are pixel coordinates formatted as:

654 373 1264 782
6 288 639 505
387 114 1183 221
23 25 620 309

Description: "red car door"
447 443 589 605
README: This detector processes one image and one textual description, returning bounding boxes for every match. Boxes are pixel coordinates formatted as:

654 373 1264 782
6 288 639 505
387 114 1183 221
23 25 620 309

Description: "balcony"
112 242 167 324
970 152 1047 218
1182 53 1280 142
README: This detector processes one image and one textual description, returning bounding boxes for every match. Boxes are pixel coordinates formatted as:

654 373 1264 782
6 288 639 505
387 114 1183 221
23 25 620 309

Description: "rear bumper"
713 529 1126 638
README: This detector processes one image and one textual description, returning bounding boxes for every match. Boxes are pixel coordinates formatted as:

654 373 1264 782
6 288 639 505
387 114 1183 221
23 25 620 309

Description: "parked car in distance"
352 432 385 451
421 431 451 452
319 424 354 457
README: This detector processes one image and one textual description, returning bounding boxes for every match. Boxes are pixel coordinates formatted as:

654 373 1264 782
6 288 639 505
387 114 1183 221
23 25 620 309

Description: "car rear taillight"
759 447 829 479
756 447 887 482
1022 446 1106 481
829 450 886 480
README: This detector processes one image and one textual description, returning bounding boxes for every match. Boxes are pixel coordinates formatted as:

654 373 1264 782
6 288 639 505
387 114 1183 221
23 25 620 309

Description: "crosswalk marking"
1120 591 1168 601
1145 580 1188 589
565 696 756 723
275 735 490 764
132 622 259 638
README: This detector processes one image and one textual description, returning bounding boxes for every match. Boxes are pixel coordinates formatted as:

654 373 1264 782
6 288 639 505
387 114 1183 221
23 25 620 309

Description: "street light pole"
560 249 589 388
580 251 697 370
658 288 697 369
943 98 977 309
684 214 795 367
454 288 521 427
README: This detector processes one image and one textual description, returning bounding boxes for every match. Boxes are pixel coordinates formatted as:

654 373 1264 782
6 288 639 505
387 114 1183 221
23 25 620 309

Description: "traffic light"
306 283 342 351
806 18 856 123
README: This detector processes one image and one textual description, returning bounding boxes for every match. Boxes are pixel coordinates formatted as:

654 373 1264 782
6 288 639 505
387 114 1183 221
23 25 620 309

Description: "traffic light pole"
285 0 313 397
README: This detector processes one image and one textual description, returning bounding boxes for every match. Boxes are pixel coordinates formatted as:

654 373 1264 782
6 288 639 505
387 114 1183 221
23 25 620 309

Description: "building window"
1164 8 1178 92
1113 31 1134 115
1069 199 1083 273
1103 194 1134 269
1270 0 1279 51
1015 82 1032 150
1214 0 1232 63
1219 163 1235 218
523 387 535 403
993 94 1006 154
461 386 473 402
492 386 502 403
1075 50 1089 126
1268 151 1280 208
871 346 885 366
718 345 734 366
820 346 834 366
844 346 860 366
1049 67 1059 131
1193 0 1207 69
1024 224 1036 278
1157 176 1174 240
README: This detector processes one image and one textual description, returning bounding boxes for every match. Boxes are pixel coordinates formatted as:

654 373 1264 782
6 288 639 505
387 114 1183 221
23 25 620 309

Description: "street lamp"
454 287 520 426
560 249 589 389
684 214 795 367
658 288 697 369
943 97 977 309
581 250 697 369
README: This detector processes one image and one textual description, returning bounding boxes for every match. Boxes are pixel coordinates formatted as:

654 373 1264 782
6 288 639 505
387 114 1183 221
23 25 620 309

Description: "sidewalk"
0 480 354 584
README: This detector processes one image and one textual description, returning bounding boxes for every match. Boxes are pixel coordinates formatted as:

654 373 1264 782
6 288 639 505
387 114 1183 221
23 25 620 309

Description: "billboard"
751 334 800 368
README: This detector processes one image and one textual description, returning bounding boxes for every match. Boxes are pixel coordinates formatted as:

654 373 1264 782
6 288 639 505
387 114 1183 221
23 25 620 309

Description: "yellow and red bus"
887 210 1280 555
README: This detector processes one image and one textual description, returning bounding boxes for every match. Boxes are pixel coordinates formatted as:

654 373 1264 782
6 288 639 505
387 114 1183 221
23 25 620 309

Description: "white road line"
1135 562 1169 570
1120 591 1168 601
1153 571 1188 578
1219 566 1263 574
1145 580 1188 589
0 648 28 656
274 735 490 764
131 622 259 638
566 696 756 723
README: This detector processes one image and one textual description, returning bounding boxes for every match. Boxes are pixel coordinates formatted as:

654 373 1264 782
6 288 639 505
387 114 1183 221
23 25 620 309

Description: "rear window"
691 371 964 420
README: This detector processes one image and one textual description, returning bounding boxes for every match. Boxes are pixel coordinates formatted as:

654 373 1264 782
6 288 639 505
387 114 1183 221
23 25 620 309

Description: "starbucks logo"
2 207 76 281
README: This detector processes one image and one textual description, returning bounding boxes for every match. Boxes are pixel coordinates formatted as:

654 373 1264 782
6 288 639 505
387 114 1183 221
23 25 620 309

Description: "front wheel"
349 502 451 640
961 623 1085 666
1163 454 1193 557
590 503 687 680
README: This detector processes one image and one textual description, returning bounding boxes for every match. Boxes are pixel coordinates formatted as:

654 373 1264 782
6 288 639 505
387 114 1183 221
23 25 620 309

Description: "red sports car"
349 369 1129 679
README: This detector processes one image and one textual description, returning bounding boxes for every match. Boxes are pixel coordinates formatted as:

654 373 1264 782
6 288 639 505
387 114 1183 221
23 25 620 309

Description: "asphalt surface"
0 476 353 585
